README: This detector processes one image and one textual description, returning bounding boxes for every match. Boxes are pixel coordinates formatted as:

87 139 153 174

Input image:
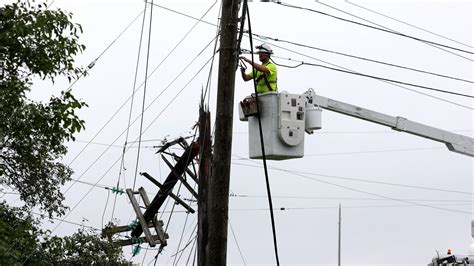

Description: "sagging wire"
272 56 473 98
111 0 149 225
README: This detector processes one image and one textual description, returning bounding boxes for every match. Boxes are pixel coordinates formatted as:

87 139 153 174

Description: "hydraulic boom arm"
305 89 473 157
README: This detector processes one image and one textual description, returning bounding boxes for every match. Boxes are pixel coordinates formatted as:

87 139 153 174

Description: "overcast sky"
3 0 473 265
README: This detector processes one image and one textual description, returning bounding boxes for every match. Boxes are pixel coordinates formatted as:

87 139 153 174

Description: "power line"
304 147 444 156
231 157 473 196
345 0 473 49
251 34 473 84
144 2 474 109
203 1 221 106
274 57 473 98
237 165 473 216
234 129 473 135
276 1 474 56
313 0 473 62
133 0 155 191
230 193 472 203
56 55 215 240
76 140 448 155
269 170 473 214
67 2 217 168
112 0 149 224
66 8 147 92
146 2 218 27
229 219 247 265
68 177 474 204
64 37 217 195
19 50 205 263
259 39 474 110
229 203 472 212
30 211 101 231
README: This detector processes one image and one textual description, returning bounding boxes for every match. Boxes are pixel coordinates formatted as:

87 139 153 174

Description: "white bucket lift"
239 91 322 160
239 88 473 160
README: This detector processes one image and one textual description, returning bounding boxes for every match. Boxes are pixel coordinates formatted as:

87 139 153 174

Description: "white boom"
304 89 474 157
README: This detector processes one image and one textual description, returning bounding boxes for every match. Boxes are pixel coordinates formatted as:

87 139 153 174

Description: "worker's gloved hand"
239 56 250 63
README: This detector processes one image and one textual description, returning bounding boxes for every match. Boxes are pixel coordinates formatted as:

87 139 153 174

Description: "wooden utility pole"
207 0 241 264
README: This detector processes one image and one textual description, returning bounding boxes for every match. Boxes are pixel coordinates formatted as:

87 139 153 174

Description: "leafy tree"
0 201 44 264
0 0 88 217
0 202 128 264
0 2 127 263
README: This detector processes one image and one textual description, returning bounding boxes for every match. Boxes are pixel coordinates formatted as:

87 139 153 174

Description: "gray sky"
3 0 473 265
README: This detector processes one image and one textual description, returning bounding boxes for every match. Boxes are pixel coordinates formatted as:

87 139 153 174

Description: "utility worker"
240 43 277 93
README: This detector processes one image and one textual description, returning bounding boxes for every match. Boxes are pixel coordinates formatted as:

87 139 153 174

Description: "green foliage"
0 201 45 264
42 227 128 264
0 202 128 264
0 1 88 217
0 0 86 83
0 2 126 263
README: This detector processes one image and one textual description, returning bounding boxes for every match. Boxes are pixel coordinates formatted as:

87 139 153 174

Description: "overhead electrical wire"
53 55 216 252
146 1 217 27
153 183 183 266
170 130 199 265
231 159 473 196
304 147 444 156
230 193 472 203
276 1 474 56
273 57 473 98
111 0 149 224
67 1 217 168
76 140 448 155
312 0 473 62
345 0 474 49
203 1 221 105
260 39 474 110
64 37 217 195
172 211 192 266
251 33 473 84
247 163 473 214
133 0 155 191
30 210 101 231
186 237 198 265
229 219 247 265
66 8 147 92
229 203 472 211
172 217 198 265
147 3 473 110
28 55 214 262
245 3 280 265
69 173 473 204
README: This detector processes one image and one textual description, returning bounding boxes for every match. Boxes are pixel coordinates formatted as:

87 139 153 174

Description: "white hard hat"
256 43 273 54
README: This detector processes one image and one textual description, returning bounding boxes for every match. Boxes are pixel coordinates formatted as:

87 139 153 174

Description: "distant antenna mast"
338 203 342 266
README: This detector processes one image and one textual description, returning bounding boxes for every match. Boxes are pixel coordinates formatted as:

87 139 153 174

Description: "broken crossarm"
161 154 199 200
140 172 195 214
131 140 200 238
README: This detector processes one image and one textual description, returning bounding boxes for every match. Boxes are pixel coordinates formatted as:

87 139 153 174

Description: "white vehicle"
428 250 474 266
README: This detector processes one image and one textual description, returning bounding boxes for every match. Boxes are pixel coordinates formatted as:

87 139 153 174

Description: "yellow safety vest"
247 61 277 93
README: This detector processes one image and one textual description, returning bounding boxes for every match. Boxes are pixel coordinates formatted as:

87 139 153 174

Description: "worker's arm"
240 56 270 74
240 67 252 81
